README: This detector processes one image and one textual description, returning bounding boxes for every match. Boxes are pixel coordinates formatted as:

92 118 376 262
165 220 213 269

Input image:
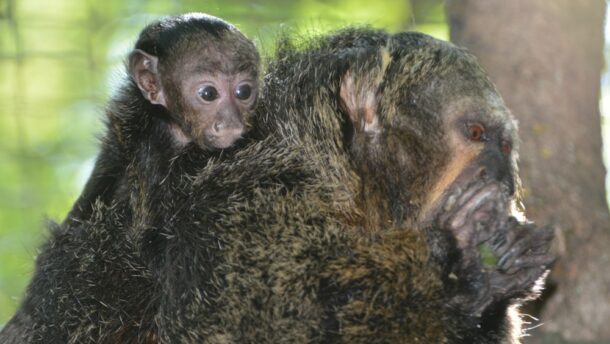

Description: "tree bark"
446 0 610 341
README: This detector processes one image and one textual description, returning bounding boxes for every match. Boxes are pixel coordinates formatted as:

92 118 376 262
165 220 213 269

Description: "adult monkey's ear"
339 48 391 135
339 70 379 135
128 49 167 106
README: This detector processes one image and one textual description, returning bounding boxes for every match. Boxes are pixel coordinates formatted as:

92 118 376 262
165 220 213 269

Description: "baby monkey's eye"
467 123 486 142
234 84 252 100
198 86 218 101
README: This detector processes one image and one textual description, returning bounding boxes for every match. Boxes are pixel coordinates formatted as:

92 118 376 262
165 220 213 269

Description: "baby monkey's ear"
129 49 167 106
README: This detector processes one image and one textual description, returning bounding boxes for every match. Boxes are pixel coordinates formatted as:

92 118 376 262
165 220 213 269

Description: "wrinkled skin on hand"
438 179 555 316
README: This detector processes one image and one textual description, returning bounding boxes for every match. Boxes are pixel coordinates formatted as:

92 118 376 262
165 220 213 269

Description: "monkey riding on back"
0 13 260 343
0 14 554 344
67 13 260 227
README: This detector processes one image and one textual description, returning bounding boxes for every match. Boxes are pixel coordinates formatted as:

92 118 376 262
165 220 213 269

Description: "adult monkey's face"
337 33 554 317
338 33 519 233
417 69 519 244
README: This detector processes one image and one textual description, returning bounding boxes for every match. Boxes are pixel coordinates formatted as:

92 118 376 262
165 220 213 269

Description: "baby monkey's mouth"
202 126 244 149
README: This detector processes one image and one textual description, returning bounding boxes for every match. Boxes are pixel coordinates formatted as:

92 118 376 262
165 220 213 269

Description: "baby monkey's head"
129 13 259 149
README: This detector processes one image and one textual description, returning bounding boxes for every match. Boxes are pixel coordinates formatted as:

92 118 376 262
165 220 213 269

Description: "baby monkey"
130 14 258 149
0 13 259 343
66 13 260 225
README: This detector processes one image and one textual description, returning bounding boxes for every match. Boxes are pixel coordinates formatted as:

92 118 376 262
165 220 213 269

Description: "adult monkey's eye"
501 140 512 156
198 86 218 101
234 84 252 100
467 123 486 142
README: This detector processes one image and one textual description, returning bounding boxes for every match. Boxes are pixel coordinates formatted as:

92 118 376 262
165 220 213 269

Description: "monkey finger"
439 180 490 224
505 266 550 299
496 230 540 270
488 217 522 252
493 219 541 252
534 225 555 247
511 225 554 256
454 180 491 208
474 200 509 244
497 230 555 272
449 184 501 232
490 227 519 258
487 266 545 302
502 254 556 275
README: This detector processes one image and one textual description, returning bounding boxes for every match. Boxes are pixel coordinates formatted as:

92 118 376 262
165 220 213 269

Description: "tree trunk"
446 0 610 342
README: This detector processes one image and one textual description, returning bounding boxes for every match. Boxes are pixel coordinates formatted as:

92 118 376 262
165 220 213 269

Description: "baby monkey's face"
130 29 259 150
171 64 258 149
158 35 259 149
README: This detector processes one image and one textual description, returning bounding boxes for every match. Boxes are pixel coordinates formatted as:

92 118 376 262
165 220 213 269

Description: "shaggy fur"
0 27 553 344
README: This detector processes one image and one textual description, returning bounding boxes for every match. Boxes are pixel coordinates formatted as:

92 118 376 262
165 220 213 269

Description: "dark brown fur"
149 29 554 343
0 27 553 344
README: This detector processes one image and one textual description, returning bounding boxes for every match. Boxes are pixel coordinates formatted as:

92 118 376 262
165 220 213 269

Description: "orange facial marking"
423 129 483 216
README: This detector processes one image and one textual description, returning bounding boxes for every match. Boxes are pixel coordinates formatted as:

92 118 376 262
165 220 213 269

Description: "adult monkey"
153 29 554 343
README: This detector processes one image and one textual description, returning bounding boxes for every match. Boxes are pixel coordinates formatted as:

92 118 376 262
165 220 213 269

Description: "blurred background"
0 0 608 342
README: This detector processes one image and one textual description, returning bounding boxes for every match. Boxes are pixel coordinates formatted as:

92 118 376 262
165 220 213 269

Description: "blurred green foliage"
0 0 447 324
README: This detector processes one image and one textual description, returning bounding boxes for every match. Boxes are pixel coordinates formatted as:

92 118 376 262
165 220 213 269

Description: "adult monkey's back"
156 29 554 343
